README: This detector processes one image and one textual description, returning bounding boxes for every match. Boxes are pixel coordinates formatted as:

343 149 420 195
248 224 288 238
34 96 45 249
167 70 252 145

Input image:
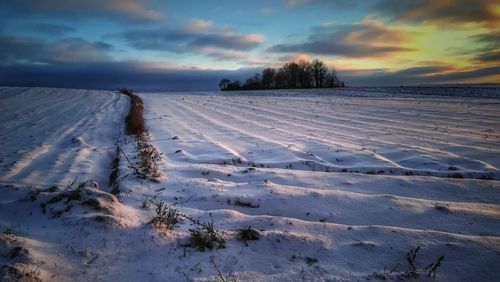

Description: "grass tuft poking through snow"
134 138 163 179
187 219 226 251
236 226 261 243
143 196 227 252
147 199 181 230
109 144 121 195
369 246 445 280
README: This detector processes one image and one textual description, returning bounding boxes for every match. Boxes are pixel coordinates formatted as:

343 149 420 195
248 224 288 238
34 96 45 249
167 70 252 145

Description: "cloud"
470 31 500 64
473 48 500 64
48 38 113 63
189 48 265 67
340 65 500 86
392 66 452 76
279 53 311 63
430 66 500 82
0 35 113 64
196 48 247 60
285 0 314 7
118 20 264 58
270 19 415 57
0 0 163 22
3 60 496 91
22 23 74 36
0 62 258 91
372 0 499 26
284 0 357 9
183 19 213 33
187 33 263 51
120 29 190 52
473 32 500 45
259 8 274 15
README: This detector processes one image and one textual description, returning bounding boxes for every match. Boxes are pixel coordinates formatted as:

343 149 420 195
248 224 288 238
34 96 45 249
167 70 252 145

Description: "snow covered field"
0 87 499 281
0 87 127 187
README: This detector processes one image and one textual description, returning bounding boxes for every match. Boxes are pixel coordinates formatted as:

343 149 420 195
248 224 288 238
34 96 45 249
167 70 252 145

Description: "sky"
0 0 498 91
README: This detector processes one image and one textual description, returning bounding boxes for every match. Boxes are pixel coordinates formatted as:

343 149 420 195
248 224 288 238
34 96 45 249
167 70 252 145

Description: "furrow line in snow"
208 96 500 149
174 97 499 178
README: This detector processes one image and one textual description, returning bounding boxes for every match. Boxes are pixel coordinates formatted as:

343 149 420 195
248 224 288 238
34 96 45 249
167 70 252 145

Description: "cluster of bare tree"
219 59 345 91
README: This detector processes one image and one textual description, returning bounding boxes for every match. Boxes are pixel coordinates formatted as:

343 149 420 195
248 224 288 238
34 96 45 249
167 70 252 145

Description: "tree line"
219 59 345 91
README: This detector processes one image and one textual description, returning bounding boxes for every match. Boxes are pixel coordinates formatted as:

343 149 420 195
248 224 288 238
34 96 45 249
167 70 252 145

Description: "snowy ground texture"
0 86 499 281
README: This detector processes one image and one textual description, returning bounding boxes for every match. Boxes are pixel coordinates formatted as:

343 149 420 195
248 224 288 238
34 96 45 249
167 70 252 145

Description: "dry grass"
368 246 445 280
119 88 146 136
135 139 162 179
236 226 261 242
118 88 162 181
109 144 121 195
148 200 181 230
231 198 260 208
188 222 226 251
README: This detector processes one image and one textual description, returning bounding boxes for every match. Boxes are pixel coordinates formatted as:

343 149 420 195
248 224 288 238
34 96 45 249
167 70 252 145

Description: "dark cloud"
24 23 74 36
270 21 415 57
271 41 411 57
119 26 262 53
0 62 257 91
0 36 43 62
187 33 262 51
341 65 500 86
470 32 500 64
120 29 189 51
0 35 113 64
0 0 163 22
477 50 500 62
196 48 247 61
391 66 452 76
372 0 499 26
473 32 500 45
474 49 500 63
426 66 500 82
2 58 496 91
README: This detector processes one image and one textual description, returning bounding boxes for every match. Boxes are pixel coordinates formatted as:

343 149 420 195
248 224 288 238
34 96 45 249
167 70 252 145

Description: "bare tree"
219 78 230 90
325 70 339 88
282 62 300 88
218 59 344 91
311 59 328 88
261 68 275 89
243 73 262 90
226 80 241 90
297 60 313 88
274 69 287 89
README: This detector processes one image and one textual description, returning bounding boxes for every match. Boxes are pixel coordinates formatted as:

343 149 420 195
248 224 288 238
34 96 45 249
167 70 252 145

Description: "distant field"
144 92 500 180
211 85 500 98
0 87 499 281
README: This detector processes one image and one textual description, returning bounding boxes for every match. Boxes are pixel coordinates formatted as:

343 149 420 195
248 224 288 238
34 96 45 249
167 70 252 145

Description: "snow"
0 87 128 187
0 87 499 281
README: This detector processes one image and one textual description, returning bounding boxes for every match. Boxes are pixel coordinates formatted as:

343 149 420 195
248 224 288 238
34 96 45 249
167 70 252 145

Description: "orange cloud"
240 34 264 44
270 19 415 58
4 0 164 22
280 53 311 63
375 0 499 27
184 19 213 33
342 19 407 44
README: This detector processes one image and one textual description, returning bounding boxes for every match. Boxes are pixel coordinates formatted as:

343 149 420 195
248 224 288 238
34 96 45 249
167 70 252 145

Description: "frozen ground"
0 87 499 281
